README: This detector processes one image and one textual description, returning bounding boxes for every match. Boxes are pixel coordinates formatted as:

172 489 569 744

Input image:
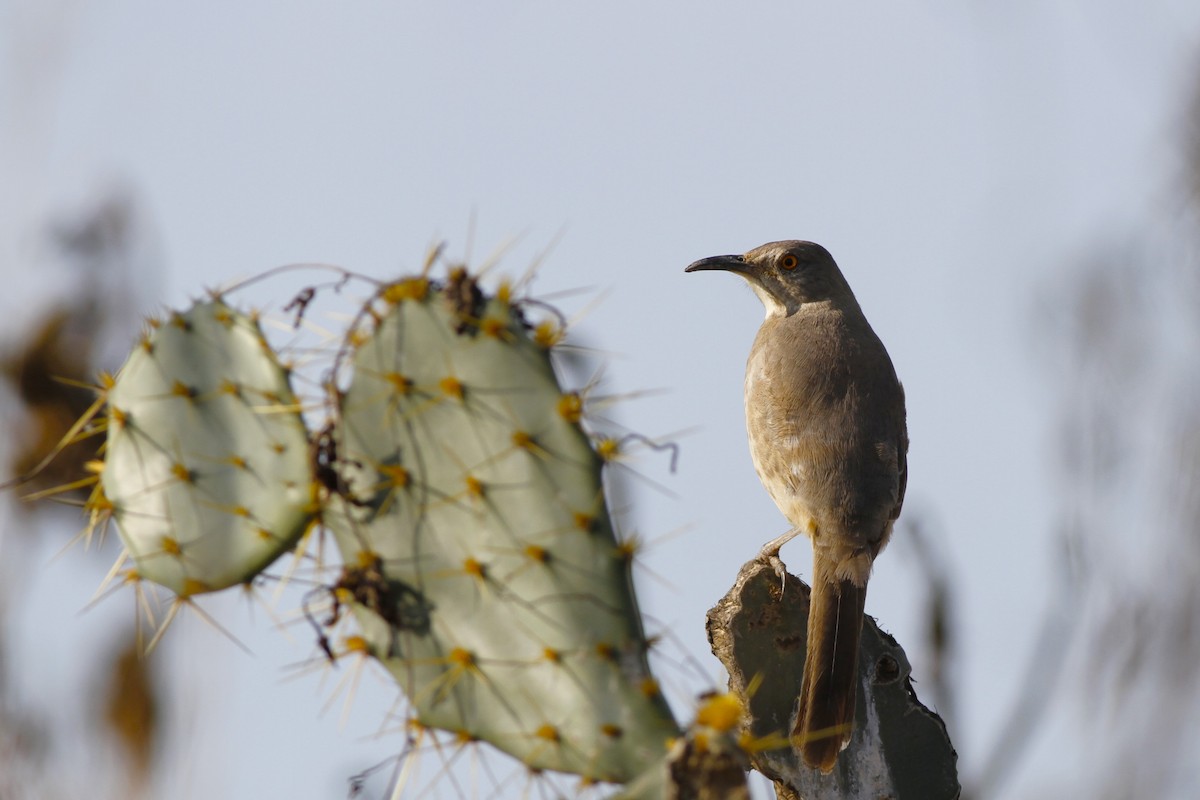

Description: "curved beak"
684 254 750 275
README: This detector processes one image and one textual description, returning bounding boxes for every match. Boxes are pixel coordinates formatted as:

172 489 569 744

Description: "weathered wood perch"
706 559 960 800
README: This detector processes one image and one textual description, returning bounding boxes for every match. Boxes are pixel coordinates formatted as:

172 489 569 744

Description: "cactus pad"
327 271 679 782
101 300 314 596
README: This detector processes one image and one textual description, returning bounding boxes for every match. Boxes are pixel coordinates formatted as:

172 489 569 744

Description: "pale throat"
748 281 787 318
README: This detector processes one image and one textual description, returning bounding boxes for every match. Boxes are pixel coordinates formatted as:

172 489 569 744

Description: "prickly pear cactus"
100 300 315 596
326 270 679 783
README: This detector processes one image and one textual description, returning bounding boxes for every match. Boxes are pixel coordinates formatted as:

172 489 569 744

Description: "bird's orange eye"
780 254 799 270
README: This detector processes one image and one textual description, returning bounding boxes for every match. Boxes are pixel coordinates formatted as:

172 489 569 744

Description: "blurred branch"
101 632 159 799
969 529 1081 800
2 191 149 502
0 188 157 799
898 516 959 736
1029 79 1200 789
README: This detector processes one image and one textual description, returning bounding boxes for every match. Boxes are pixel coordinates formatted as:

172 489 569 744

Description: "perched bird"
686 240 907 772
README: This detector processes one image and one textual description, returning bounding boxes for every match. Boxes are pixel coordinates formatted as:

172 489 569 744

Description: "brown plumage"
687 240 907 772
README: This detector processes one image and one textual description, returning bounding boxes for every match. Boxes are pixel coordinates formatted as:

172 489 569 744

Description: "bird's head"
685 240 852 317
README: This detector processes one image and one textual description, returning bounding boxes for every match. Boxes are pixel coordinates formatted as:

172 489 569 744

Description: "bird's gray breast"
743 306 904 544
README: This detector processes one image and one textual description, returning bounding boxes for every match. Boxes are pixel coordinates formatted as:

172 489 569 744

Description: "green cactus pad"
327 272 679 783
101 300 314 596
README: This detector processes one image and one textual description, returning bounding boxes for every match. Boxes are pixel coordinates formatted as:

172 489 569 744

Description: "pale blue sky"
4 2 1200 798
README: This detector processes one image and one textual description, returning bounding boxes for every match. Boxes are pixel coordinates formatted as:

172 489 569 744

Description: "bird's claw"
766 553 788 593
756 527 801 595
756 545 790 594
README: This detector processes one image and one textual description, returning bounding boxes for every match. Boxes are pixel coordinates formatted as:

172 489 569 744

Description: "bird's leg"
757 527 803 592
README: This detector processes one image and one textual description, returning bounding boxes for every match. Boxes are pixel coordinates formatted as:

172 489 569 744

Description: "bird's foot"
757 528 801 593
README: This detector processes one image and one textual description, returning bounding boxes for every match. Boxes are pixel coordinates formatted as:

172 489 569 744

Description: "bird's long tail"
793 550 868 772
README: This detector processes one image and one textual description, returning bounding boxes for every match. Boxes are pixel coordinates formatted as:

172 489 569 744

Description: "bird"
685 240 907 772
